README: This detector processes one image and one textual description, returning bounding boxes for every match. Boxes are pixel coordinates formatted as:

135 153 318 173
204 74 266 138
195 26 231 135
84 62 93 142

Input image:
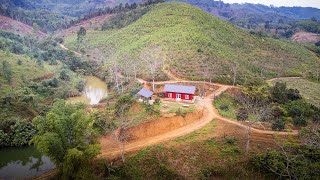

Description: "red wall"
165 92 193 100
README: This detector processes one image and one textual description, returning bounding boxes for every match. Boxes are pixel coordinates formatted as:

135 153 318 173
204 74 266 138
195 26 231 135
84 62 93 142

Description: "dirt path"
100 85 228 158
59 44 82 56
99 78 298 158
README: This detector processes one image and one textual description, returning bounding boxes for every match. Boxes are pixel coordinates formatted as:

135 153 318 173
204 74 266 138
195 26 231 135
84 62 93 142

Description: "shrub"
293 116 307 126
272 118 285 131
224 136 237 145
154 98 161 105
236 108 248 121
219 104 229 111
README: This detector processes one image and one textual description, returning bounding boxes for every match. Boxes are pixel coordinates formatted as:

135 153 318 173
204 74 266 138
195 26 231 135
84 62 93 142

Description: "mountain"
0 15 46 37
168 0 320 38
64 2 320 85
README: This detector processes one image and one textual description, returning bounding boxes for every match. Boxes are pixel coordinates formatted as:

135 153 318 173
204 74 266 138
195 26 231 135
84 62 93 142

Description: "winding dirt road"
99 78 298 159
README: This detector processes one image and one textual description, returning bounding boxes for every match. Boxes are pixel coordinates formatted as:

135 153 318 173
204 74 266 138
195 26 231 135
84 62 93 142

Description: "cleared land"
291 31 320 44
64 2 320 84
269 77 320 107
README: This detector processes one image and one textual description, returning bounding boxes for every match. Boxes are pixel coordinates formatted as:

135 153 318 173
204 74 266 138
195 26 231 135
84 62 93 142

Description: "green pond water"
0 146 55 179
67 76 108 105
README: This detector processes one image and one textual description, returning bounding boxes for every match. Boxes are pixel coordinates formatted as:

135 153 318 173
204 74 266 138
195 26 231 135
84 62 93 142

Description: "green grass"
0 50 54 86
269 78 320 107
214 93 239 119
65 2 320 84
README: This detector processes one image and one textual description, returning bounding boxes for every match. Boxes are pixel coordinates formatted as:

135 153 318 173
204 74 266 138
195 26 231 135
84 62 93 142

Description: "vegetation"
269 78 320 107
215 82 320 131
93 121 268 179
254 125 320 179
65 2 320 84
173 0 320 38
31 100 100 179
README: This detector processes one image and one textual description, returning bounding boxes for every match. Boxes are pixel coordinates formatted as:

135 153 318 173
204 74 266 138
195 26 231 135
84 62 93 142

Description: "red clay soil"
0 15 46 37
99 110 203 151
58 14 112 37
291 31 320 44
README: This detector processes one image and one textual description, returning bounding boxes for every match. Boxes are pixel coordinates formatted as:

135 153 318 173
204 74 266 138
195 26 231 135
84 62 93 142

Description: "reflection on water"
0 146 55 179
67 76 108 105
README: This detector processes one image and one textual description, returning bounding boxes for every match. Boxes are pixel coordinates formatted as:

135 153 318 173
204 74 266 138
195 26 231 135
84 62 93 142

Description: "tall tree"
31 100 100 179
2 61 12 84
236 86 271 153
140 45 163 91
77 26 86 51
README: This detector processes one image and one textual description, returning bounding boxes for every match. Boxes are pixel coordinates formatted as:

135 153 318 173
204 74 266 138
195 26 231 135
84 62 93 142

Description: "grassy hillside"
269 78 320 107
65 2 320 84
0 50 54 86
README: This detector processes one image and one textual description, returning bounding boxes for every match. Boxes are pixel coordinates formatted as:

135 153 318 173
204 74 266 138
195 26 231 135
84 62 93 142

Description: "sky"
222 0 320 8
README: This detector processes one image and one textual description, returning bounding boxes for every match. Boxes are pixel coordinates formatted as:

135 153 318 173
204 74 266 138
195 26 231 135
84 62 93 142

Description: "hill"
168 0 320 38
0 15 46 37
64 2 320 84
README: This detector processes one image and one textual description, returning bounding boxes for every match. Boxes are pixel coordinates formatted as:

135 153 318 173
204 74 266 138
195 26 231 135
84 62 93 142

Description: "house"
137 88 154 100
163 84 196 101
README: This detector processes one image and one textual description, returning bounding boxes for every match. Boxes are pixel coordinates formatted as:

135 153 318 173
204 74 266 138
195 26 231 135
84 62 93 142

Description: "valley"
0 1 319 179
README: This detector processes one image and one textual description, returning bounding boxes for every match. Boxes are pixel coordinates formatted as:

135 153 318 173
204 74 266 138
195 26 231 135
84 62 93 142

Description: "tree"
112 95 134 162
236 86 271 153
140 45 163 91
59 69 70 81
2 61 12 84
77 26 86 50
31 100 100 179
231 62 238 86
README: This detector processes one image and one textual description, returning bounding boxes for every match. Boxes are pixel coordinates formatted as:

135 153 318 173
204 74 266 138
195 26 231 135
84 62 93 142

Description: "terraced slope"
65 2 320 84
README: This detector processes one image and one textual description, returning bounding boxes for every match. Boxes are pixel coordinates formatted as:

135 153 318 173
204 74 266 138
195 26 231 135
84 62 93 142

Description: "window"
185 95 189 99
168 93 172 98
176 94 181 99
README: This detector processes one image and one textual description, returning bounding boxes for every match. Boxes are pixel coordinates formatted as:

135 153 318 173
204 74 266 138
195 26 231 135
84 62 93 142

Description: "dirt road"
99 78 297 159
59 44 82 56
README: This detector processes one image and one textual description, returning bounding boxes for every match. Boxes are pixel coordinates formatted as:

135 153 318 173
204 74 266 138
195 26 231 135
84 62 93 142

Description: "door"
176 94 181 99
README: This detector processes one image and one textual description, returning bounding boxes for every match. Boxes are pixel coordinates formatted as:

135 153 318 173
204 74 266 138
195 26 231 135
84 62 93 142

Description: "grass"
0 50 55 86
214 93 239 119
269 78 320 107
64 2 320 84
98 119 269 179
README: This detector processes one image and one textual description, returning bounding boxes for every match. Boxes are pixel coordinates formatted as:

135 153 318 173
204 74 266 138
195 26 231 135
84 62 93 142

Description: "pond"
67 76 108 105
0 146 55 179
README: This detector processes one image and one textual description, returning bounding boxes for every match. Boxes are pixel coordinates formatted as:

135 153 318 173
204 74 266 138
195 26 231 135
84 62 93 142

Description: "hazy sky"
222 0 320 8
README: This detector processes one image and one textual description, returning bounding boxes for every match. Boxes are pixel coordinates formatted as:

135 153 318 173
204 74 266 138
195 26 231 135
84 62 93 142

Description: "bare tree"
112 104 132 162
301 122 320 149
231 62 238 86
140 45 163 91
236 88 271 153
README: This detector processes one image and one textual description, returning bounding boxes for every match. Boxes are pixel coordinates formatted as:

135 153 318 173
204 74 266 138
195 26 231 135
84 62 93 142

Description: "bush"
293 116 307 126
154 98 161 105
219 104 229 111
272 118 285 131
254 146 320 179
224 136 237 145
236 108 248 121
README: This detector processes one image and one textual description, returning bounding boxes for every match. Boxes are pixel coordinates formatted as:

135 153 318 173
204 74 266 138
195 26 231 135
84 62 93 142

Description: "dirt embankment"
99 110 204 154
129 110 203 140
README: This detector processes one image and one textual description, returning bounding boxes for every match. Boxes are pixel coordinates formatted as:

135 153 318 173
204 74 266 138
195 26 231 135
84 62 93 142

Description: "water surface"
67 76 108 105
0 146 55 179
